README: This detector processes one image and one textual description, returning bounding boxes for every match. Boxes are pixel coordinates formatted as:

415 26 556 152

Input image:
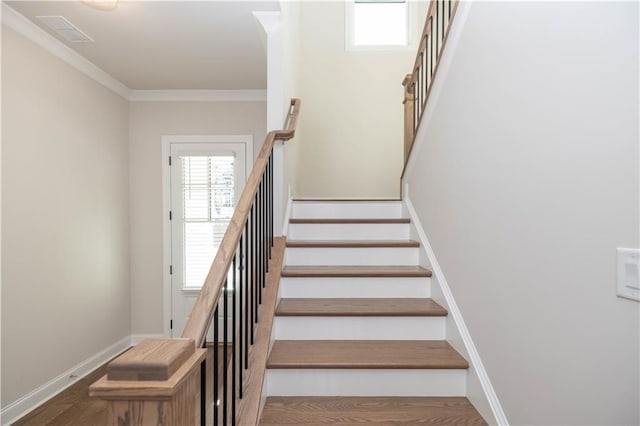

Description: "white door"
169 142 247 338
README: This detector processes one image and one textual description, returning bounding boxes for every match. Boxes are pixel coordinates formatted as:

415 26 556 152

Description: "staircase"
260 200 487 425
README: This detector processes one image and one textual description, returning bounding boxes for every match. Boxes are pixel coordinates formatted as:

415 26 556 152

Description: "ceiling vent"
36 16 93 43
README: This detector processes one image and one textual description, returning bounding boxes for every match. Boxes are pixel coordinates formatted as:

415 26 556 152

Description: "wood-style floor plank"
281 265 432 278
267 340 469 370
291 199 402 202
275 298 447 317
285 240 420 248
260 396 488 425
289 218 410 224
12 346 227 426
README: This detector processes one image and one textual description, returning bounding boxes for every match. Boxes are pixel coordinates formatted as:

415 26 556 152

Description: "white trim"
0 335 131 425
161 135 254 339
129 90 267 103
252 11 281 34
1 5 269 103
401 0 472 185
403 191 509 426
344 0 418 52
1 3 131 100
282 187 293 236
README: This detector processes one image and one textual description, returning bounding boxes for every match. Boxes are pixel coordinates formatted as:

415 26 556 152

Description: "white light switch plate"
617 248 640 302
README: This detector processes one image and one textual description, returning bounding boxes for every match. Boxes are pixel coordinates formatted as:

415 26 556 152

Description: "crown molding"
2 4 268 103
128 90 267 102
2 3 131 99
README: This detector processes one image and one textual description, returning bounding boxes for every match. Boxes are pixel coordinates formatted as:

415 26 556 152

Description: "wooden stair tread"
260 396 487 425
275 298 447 317
286 240 419 248
281 265 432 278
267 340 468 369
292 198 402 202
289 218 410 224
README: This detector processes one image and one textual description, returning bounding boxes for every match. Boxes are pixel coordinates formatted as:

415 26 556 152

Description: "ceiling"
5 1 279 90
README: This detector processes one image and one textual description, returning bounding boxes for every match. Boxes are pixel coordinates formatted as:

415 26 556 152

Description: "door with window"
169 141 247 338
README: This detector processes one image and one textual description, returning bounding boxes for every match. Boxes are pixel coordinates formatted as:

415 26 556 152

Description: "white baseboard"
403 191 509 426
0 335 131 425
282 192 293 236
0 333 170 425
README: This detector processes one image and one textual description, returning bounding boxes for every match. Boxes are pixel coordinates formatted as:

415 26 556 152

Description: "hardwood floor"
260 396 488 425
267 340 469 370
275 298 448 317
12 361 111 426
281 265 432 278
13 345 224 426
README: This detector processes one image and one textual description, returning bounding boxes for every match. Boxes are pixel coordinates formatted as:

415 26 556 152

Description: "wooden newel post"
402 74 415 164
89 339 207 426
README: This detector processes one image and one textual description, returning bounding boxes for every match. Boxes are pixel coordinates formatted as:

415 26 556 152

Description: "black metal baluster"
244 220 250 359
270 153 274 251
223 278 228 425
442 0 446 44
421 52 425 109
232 255 237 423
249 205 255 343
268 154 273 254
413 80 418 132
436 1 440 58
431 17 435 74
259 178 264 280
427 33 431 89
265 158 270 265
238 234 244 397
263 170 268 277
258 181 264 297
253 195 259 322
412 81 416 132
213 306 219 426
201 341 206 426
417 57 421 117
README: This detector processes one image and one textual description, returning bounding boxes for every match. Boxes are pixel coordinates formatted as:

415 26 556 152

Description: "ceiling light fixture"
81 0 118 11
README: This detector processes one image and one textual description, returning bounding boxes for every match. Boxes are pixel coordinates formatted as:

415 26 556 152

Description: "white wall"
128 101 266 335
1 25 130 407
404 2 639 424
294 1 425 198
281 2 302 207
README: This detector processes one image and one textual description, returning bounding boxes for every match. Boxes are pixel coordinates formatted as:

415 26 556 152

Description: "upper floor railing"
403 0 459 164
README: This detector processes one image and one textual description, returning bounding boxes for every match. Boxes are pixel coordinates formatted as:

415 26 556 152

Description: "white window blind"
182 155 235 289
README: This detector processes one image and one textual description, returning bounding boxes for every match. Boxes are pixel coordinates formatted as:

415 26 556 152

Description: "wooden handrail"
402 0 459 171
181 98 301 348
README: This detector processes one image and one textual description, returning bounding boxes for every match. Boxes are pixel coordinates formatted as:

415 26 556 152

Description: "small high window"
348 0 409 48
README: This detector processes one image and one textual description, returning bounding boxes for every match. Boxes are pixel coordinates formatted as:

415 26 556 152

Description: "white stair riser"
291 202 403 219
279 277 431 298
273 317 445 340
265 369 466 396
288 223 410 240
285 247 419 266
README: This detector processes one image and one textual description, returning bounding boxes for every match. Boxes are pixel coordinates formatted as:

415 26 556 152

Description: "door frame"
161 135 254 338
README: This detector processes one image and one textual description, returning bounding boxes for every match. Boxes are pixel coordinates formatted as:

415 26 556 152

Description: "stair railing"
90 98 300 426
403 0 459 165
183 98 300 425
